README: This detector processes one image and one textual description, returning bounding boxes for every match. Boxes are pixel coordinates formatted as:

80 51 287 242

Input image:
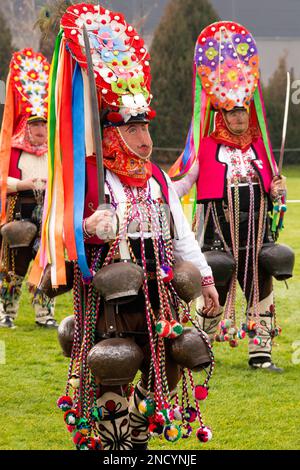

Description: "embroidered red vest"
196 136 278 202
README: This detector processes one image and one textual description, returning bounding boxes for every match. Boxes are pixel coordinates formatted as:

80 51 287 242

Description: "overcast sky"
104 0 300 37
211 0 300 37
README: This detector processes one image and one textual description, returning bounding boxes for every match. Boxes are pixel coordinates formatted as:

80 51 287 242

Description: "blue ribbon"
182 124 193 167
72 64 92 280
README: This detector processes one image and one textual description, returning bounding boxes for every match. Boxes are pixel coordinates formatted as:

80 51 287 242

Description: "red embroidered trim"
201 276 215 287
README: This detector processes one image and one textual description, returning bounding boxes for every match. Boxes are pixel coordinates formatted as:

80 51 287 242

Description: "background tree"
0 11 14 126
1 0 40 51
35 0 73 61
150 0 219 164
263 56 300 165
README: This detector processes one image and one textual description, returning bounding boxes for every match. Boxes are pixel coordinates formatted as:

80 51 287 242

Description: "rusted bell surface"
58 315 75 358
39 262 74 298
172 261 202 303
87 338 144 386
259 243 295 281
1 220 37 248
92 262 144 304
204 250 235 286
169 327 212 371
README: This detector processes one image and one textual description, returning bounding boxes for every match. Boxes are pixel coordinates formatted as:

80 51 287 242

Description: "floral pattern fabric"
219 145 262 182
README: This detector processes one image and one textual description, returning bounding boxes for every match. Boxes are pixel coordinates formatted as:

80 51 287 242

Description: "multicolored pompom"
164 424 182 442
182 423 193 439
248 321 256 331
196 426 213 442
155 407 174 426
76 417 91 436
215 333 225 342
237 329 246 340
160 265 174 283
57 395 73 411
253 336 262 346
90 406 103 423
173 405 182 421
182 406 197 423
193 385 209 401
156 319 172 338
64 409 78 426
220 319 232 330
149 422 164 437
168 320 183 339
138 398 156 417
86 437 103 451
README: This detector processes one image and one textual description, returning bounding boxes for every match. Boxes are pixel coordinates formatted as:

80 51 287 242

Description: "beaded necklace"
57 180 215 448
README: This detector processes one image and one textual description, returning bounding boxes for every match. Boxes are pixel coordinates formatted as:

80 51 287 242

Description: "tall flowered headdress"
10 48 50 120
0 48 50 221
61 3 154 124
30 2 156 288
169 21 276 180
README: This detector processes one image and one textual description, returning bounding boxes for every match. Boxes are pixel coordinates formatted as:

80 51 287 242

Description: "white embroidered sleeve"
172 160 199 198
6 177 20 193
165 173 213 279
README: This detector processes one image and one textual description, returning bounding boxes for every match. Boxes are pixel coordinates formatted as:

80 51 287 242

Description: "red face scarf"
11 116 48 157
102 126 152 187
210 108 261 152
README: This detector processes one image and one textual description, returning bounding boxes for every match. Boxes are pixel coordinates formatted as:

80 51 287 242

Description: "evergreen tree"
0 10 14 125
150 0 219 161
0 11 14 82
263 57 300 165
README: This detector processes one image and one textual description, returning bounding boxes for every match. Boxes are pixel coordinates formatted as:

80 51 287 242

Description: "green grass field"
0 167 299 450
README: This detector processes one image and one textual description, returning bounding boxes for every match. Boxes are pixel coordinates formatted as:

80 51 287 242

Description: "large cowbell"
258 243 295 281
39 262 74 298
172 261 203 303
169 327 212 371
87 338 144 386
92 262 144 305
1 220 37 248
204 250 236 287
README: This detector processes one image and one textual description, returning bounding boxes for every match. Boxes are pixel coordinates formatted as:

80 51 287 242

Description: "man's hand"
85 209 115 240
270 175 287 200
202 285 220 317
16 179 38 191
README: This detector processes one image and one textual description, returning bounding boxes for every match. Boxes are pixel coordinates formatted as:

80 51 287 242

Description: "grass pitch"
0 167 299 450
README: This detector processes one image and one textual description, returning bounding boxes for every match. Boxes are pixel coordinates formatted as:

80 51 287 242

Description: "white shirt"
218 145 258 180
5 151 48 193
17 151 48 180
